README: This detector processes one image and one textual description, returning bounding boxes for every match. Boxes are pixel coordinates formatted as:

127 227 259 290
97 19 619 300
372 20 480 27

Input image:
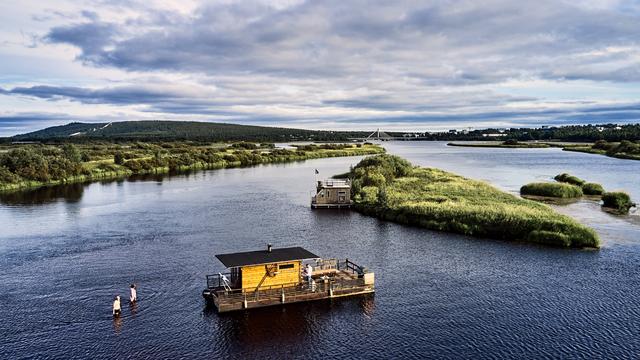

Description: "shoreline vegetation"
447 139 640 161
0 142 384 193
521 172 635 214
346 154 599 248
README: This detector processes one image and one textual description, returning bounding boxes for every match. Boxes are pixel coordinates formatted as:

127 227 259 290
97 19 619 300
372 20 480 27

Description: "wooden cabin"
215 245 317 291
203 244 375 312
311 179 352 208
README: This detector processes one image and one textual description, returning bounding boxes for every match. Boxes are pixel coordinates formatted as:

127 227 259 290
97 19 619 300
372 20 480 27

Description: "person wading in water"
130 284 137 303
112 296 121 317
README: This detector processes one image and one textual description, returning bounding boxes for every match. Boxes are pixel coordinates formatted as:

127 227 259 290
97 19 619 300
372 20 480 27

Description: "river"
1 142 639 359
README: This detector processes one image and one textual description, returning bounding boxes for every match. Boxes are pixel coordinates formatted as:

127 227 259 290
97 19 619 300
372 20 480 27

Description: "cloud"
41 1 640 83
2 0 640 135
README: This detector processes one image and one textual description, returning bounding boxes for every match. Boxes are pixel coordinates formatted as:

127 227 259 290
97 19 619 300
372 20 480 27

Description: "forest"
9 121 372 142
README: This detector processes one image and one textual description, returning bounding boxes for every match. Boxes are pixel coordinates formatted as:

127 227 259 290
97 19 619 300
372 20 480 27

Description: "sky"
1 0 640 136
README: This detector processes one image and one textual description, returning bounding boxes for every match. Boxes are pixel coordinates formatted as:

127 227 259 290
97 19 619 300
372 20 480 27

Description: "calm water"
1 142 639 359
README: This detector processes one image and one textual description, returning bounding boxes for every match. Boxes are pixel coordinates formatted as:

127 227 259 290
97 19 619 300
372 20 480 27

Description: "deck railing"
206 273 233 289
210 277 367 303
340 258 365 275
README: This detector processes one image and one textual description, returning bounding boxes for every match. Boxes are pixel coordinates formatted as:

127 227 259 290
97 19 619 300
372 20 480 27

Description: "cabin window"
338 191 346 195
279 264 295 270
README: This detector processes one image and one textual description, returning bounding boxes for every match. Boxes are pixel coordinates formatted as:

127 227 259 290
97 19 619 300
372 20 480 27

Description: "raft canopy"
215 246 320 268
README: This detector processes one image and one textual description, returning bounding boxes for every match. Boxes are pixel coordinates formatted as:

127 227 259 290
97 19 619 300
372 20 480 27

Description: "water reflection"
206 295 376 347
0 183 85 205
128 301 138 318
112 315 122 335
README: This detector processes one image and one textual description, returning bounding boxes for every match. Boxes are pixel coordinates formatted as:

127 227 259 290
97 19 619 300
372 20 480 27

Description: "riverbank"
0 142 384 193
447 141 552 149
448 140 640 161
563 146 640 161
349 154 600 248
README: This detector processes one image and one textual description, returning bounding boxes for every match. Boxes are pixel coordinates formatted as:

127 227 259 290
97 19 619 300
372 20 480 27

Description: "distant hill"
13 121 371 142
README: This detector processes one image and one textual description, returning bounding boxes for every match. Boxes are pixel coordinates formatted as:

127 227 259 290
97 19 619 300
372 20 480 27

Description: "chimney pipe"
267 243 272 253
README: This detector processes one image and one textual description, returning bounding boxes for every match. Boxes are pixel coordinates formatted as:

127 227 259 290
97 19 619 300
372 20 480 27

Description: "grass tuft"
581 182 605 196
554 173 586 186
601 192 636 214
520 182 583 198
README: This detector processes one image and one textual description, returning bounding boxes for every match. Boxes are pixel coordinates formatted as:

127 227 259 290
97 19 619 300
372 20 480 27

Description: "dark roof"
215 246 320 268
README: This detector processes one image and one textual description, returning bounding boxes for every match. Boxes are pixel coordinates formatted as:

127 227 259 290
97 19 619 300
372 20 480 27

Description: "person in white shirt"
306 264 313 283
112 296 121 316
130 284 137 303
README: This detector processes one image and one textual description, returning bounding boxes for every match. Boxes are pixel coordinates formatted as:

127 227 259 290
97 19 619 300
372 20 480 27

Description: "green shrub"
62 143 82 163
607 140 640 156
520 182 583 198
602 192 635 214
0 165 21 183
554 173 585 186
592 140 613 151
581 182 604 196
114 152 124 165
231 142 258 150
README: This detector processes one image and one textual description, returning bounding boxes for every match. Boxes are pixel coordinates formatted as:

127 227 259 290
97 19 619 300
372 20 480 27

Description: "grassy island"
520 182 584 198
348 154 599 248
601 192 636 214
581 183 605 196
522 173 605 198
521 172 636 215
0 142 384 193
448 139 640 162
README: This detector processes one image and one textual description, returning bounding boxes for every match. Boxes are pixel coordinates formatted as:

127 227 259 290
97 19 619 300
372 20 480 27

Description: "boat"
202 244 375 312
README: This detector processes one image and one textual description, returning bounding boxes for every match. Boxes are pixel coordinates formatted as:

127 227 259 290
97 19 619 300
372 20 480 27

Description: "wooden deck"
310 202 353 209
203 260 374 312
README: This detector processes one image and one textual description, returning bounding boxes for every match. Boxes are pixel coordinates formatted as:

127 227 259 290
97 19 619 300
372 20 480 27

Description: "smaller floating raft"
311 179 353 209
202 245 374 313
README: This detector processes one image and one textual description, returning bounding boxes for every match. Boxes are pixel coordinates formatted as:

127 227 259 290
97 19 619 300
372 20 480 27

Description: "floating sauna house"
311 179 353 208
202 244 375 313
